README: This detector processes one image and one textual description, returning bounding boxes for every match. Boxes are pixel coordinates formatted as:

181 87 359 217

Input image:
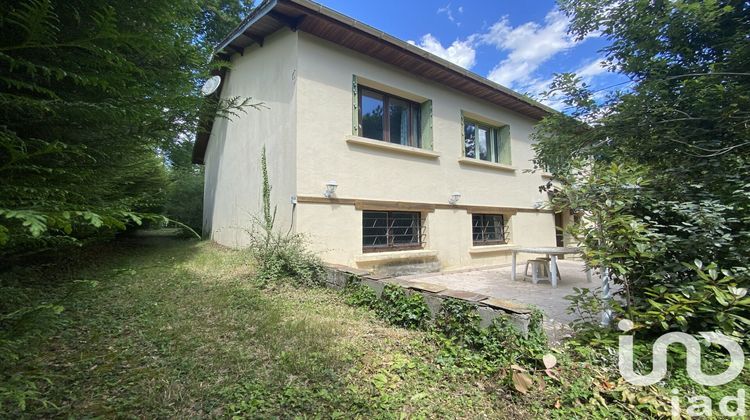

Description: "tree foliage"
0 0 253 261
534 0 750 340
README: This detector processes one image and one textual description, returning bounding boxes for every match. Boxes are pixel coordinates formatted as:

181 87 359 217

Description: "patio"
391 259 600 341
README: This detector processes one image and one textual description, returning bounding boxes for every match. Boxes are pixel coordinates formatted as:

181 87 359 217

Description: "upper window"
359 87 421 148
472 214 507 246
362 210 423 252
463 119 511 164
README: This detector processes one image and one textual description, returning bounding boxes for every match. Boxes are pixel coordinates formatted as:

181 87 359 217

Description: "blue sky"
316 0 626 109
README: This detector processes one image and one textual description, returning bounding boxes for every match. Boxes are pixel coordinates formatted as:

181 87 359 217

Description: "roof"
193 0 555 164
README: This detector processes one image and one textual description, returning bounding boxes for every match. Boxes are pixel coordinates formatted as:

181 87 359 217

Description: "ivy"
378 285 431 330
344 285 549 373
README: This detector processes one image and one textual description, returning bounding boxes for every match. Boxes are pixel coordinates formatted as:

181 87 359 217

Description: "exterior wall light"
323 180 338 198
449 192 461 205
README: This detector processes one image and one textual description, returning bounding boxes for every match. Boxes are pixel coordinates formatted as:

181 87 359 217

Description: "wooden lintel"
354 200 436 213
268 11 306 32
295 195 549 214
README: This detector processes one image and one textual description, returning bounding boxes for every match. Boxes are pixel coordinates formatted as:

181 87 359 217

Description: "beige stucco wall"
294 33 556 270
203 29 299 246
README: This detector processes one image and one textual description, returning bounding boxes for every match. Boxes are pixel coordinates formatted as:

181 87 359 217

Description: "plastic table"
510 246 591 288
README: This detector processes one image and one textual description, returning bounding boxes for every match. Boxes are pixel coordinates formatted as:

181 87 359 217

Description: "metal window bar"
363 211 425 252
472 214 508 245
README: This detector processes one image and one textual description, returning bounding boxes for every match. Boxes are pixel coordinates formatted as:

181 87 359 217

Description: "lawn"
2 232 531 418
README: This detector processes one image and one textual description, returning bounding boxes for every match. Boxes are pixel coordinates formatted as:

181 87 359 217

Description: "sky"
316 0 628 110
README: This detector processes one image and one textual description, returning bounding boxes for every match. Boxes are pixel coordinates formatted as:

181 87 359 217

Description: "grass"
1 232 531 418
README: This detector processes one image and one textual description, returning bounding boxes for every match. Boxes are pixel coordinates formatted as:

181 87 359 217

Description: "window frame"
462 118 503 163
358 86 421 148
362 210 424 253
471 213 507 246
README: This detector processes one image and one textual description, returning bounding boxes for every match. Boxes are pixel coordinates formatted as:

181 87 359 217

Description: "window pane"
390 212 419 244
464 123 476 158
363 211 388 247
389 98 409 145
477 126 489 161
472 214 505 245
471 214 483 242
361 90 384 141
484 216 499 241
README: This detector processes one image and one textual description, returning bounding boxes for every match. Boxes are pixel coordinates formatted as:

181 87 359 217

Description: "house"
194 0 569 275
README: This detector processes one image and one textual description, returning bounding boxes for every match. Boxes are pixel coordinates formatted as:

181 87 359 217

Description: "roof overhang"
193 0 555 164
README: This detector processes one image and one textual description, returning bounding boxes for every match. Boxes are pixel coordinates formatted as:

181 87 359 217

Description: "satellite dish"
200 75 222 96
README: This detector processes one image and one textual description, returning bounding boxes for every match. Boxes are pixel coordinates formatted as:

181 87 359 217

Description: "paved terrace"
392 259 600 341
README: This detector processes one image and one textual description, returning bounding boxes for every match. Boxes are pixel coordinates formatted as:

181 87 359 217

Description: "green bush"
163 168 204 234
533 0 750 346
344 282 379 310
247 146 325 287
378 285 431 330
249 230 326 287
434 298 482 346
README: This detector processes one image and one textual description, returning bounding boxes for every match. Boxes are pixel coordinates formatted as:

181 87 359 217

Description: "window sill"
355 249 438 263
346 135 440 159
469 244 519 254
458 158 516 172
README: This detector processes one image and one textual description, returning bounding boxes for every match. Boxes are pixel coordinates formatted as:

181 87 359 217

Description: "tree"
0 0 253 260
534 0 750 340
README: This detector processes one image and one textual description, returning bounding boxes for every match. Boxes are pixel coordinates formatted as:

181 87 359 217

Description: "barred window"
362 211 423 252
472 214 506 245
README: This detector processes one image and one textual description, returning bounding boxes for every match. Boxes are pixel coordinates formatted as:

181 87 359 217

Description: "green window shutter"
352 75 359 136
460 111 465 156
420 99 433 150
498 125 511 165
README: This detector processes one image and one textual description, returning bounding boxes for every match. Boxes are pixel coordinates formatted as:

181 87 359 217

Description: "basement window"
362 211 423 252
472 214 507 246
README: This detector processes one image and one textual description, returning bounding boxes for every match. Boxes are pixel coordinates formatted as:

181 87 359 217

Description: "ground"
392 259 602 343
3 233 537 418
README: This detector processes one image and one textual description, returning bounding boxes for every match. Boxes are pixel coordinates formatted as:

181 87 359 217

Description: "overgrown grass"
3 232 747 418
1 233 529 418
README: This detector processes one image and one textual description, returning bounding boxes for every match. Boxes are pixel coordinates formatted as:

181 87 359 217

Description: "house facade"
195 0 567 274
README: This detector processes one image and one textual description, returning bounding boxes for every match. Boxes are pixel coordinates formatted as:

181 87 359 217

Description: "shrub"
163 167 204 234
248 229 325 287
434 298 482 346
378 285 431 330
247 146 325 287
344 282 379 310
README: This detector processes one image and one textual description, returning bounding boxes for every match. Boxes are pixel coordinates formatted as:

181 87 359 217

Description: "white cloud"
407 6 611 109
481 9 576 88
525 58 611 110
575 58 608 80
408 34 477 69
437 3 461 26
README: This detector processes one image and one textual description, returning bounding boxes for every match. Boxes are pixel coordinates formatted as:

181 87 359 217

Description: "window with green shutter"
352 76 432 150
462 117 511 165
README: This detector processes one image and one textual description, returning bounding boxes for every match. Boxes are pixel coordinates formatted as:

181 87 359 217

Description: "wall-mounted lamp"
532 199 545 209
449 192 462 205
323 180 338 198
